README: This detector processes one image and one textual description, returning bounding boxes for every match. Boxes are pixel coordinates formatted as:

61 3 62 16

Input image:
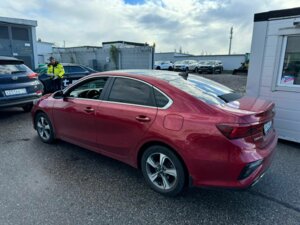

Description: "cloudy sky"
0 0 299 54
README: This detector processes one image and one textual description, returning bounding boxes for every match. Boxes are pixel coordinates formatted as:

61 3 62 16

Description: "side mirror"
53 90 65 99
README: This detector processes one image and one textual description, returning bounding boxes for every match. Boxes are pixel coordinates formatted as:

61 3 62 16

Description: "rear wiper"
11 71 27 74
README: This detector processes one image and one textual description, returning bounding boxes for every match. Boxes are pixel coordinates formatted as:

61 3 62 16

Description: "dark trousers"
53 79 62 92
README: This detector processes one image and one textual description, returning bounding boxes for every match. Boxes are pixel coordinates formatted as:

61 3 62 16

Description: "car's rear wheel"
35 112 55 143
141 145 186 196
22 103 33 112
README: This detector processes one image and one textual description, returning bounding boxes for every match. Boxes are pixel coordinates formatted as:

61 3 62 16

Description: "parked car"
0 56 43 112
32 70 277 196
154 61 174 70
198 60 223 74
174 60 199 72
38 63 97 93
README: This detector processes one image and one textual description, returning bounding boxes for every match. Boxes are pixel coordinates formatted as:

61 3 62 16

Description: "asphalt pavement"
0 74 299 225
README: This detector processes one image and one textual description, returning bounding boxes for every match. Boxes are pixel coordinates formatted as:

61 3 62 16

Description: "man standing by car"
47 57 65 91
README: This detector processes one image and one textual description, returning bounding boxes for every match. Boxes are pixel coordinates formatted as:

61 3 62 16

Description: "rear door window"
108 78 155 106
153 89 170 108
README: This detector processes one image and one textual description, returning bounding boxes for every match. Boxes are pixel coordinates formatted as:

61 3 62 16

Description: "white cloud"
0 0 299 54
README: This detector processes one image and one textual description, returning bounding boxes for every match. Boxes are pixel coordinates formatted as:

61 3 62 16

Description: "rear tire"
22 103 33 112
34 112 55 143
141 145 186 196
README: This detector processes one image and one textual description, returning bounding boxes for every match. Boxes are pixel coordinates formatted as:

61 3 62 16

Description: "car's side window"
67 66 88 74
108 78 155 106
64 66 70 74
67 77 108 100
153 89 170 108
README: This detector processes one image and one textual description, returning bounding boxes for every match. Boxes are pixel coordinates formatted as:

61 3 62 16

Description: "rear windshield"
0 63 32 75
169 75 242 105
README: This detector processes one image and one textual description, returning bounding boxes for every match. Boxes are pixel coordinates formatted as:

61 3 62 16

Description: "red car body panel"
32 71 278 189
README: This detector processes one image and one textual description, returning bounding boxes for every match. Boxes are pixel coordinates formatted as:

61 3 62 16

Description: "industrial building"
0 17 37 69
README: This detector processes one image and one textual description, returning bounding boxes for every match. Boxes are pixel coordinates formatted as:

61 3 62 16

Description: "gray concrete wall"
52 46 153 71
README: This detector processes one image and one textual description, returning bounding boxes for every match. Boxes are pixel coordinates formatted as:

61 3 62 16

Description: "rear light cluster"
217 123 264 139
28 73 38 79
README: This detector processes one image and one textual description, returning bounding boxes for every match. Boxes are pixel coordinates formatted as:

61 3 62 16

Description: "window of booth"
278 36 300 87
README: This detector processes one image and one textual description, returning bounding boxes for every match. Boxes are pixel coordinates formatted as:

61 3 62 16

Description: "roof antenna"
178 71 188 80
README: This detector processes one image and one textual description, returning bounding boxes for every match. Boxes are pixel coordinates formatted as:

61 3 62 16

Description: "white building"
36 40 54 64
247 7 300 143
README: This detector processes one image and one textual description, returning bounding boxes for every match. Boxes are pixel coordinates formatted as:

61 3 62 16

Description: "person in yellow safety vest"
47 56 65 91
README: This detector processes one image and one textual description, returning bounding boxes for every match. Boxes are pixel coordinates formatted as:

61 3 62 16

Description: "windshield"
205 61 215 65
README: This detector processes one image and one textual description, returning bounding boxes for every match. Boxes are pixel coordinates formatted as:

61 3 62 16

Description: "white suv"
154 61 174 70
174 60 199 72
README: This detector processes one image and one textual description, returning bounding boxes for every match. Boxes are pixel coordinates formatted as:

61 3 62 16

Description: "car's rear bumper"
190 132 278 189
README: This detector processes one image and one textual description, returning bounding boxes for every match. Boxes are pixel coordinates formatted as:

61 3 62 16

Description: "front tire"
35 112 55 143
141 145 186 196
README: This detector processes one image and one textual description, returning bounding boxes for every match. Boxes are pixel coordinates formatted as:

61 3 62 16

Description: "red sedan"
32 70 277 196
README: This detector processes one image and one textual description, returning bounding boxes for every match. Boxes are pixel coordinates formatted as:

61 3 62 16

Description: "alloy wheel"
37 116 51 141
145 153 177 190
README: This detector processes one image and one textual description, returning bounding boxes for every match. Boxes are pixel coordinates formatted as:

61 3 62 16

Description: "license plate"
263 121 272 135
5 88 27 96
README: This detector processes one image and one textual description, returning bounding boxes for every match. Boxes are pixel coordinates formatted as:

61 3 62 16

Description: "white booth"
247 7 300 143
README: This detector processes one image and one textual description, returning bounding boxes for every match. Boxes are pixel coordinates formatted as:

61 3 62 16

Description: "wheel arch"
33 110 56 138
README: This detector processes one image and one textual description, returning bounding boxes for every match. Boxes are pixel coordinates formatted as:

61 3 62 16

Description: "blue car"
0 56 44 112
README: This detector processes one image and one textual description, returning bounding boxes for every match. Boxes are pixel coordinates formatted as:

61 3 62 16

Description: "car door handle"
136 115 151 122
84 107 95 113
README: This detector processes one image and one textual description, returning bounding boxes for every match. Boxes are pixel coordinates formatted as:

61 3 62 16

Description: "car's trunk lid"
221 96 274 124
216 96 275 148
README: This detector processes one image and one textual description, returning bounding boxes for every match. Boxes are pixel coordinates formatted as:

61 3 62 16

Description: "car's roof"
99 69 181 82
95 70 230 91
61 63 83 66
0 56 23 62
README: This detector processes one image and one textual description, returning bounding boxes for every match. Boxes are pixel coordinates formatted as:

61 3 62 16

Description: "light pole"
228 27 233 55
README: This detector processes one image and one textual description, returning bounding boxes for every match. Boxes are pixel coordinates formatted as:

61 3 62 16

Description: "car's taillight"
216 123 264 139
28 73 38 79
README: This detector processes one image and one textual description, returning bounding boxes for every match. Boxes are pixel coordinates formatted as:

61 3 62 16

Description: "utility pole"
63 40 66 48
228 27 233 55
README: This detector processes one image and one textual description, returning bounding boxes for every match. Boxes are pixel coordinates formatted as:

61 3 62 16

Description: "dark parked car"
38 63 97 93
32 70 277 196
199 60 223 74
0 56 43 112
